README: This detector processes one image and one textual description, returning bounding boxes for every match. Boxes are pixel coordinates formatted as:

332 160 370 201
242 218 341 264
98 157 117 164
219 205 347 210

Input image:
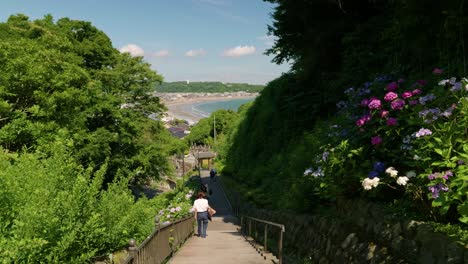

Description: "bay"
192 98 254 117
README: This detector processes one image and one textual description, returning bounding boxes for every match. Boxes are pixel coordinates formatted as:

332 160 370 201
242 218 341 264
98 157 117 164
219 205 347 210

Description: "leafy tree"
0 14 177 184
184 109 239 146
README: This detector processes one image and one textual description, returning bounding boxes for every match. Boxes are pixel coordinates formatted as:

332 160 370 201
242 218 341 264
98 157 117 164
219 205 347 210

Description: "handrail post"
278 228 283 264
264 224 268 252
128 239 137 259
240 216 244 234
248 219 252 237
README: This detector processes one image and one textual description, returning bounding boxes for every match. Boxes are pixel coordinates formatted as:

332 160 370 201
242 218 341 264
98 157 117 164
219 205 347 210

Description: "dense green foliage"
0 14 190 262
0 14 185 184
184 109 240 147
222 0 468 220
155 81 263 93
0 145 196 262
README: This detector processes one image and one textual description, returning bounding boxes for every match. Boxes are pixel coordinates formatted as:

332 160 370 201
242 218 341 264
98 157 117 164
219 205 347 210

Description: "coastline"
157 92 257 124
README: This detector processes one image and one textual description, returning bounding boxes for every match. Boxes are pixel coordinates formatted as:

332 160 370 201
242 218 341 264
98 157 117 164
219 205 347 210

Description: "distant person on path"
210 168 217 182
192 192 212 238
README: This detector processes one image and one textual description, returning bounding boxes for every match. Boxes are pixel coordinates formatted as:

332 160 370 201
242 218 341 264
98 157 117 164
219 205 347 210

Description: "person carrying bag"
192 192 215 238
207 207 216 221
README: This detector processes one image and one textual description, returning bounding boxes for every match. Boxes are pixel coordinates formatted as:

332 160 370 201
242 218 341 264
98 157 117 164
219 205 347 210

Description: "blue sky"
0 0 290 84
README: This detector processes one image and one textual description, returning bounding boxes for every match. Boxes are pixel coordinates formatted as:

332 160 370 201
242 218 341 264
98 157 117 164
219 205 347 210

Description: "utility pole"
182 152 185 178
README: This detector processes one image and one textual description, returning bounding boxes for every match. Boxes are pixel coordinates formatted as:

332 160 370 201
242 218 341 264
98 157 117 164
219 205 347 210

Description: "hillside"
155 81 264 93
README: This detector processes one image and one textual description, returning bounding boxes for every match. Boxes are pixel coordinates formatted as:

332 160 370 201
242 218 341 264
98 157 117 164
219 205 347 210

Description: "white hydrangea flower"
362 177 380 190
385 167 398 177
370 177 380 187
438 79 450 86
362 178 373 190
406 171 416 178
396 176 409 186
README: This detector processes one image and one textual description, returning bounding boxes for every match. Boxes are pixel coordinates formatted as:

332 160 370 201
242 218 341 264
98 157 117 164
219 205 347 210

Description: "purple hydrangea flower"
386 82 398 92
371 136 383 145
415 128 432 137
360 98 370 107
428 183 449 199
419 94 436 105
443 171 453 180
417 80 427 86
391 99 405 110
387 117 398 126
451 82 462 92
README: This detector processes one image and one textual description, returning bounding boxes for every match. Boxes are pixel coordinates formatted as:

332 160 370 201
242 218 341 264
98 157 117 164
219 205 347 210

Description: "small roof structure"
195 152 216 159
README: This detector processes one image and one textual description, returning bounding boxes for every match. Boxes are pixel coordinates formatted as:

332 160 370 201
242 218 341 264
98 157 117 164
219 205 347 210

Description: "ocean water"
192 98 254 117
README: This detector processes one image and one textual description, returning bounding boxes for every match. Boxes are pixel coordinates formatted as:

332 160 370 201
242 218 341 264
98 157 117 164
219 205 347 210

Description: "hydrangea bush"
158 189 195 225
305 70 468 223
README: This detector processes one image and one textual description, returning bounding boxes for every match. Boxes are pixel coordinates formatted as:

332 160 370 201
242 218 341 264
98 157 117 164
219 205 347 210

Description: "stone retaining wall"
242 199 467 263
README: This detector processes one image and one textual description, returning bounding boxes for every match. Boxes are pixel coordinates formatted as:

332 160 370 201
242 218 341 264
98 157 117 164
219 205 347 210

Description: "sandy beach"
158 93 257 124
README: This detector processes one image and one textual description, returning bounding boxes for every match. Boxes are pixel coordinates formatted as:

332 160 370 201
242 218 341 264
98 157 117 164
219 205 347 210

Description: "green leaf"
458 202 468 224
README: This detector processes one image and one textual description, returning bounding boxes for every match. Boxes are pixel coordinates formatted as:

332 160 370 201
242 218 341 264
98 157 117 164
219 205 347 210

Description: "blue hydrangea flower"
373 162 385 173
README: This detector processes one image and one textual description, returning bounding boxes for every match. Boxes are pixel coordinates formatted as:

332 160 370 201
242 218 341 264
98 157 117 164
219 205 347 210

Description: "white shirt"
193 198 209 213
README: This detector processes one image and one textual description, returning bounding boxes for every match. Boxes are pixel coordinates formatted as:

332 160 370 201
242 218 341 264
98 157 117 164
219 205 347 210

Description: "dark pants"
197 211 209 238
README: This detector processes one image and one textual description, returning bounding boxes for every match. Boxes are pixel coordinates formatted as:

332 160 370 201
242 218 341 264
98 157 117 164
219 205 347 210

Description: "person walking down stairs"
192 192 215 238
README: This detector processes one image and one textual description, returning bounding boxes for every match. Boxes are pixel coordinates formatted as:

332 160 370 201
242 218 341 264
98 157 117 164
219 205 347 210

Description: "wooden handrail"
240 215 285 264
123 215 194 264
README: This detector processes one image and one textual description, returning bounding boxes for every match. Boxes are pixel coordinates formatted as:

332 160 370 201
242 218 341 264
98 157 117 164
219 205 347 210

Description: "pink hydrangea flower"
356 114 371 127
386 82 398 92
386 117 398 126
380 110 389 118
412 89 422 95
409 100 418 106
402 91 413 99
368 98 382 109
432 68 443 74
391 99 405 110
362 114 372 121
356 118 366 127
371 136 383 145
384 92 398 101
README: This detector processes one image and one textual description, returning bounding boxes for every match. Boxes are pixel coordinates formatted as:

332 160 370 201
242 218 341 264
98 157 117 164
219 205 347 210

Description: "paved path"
169 172 269 264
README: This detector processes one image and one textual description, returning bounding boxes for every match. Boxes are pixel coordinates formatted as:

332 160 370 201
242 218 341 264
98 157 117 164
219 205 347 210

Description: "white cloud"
185 49 206 57
152 50 170 57
223 45 256 57
119 44 145 57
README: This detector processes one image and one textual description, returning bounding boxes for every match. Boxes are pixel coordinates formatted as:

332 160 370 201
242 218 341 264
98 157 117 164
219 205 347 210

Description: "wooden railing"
240 216 285 264
219 176 286 263
123 215 194 264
